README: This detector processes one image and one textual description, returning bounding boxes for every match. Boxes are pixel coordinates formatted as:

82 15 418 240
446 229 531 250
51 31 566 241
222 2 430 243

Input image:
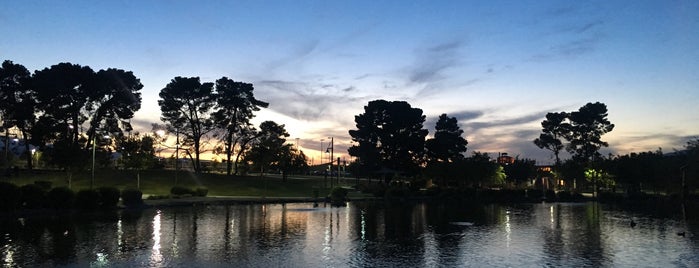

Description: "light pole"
326 137 333 188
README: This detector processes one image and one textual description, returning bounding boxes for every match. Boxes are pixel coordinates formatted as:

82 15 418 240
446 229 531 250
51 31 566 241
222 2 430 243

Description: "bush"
170 186 194 196
195 187 208 197
34 180 52 190
47 187 76 209
20 184 46 209
330 187 349 206
358 183 387 197
76 189 101 210
121 188 143 207
330 187 348 200
384 185 408 199
98 187 121 209
0 182 21 211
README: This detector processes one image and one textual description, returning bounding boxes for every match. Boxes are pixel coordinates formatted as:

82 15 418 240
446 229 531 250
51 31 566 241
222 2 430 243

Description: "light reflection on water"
0 201 697 267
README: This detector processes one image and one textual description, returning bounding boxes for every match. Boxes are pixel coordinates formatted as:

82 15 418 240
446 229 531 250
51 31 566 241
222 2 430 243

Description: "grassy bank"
4 169 336 198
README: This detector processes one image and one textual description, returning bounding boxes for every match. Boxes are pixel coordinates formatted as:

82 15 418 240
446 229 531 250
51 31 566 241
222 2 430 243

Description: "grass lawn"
4 169 342 198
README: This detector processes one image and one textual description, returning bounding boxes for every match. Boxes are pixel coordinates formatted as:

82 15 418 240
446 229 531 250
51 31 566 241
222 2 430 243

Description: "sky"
2 0 698 165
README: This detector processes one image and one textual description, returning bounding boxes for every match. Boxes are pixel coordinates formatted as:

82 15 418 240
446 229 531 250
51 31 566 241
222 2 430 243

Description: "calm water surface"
1 201 697 267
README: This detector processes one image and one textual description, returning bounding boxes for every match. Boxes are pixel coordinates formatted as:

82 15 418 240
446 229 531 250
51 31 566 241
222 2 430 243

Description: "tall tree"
425 113 468 162
87 68 143 145
32 62 95 146
566 102 614 166
533 112 569 167
348 100 428 178
158 76 215 173
244 121 289 175
117 133 157 188
424 113 468 186
212 77 268 175
0 60 34 169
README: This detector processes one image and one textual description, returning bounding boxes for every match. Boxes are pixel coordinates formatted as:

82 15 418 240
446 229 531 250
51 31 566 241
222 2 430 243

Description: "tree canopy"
211 77 268 175
425 113 468 163
348 100 428 178
534 102 614 167
158 76 215 173
533 112 569 167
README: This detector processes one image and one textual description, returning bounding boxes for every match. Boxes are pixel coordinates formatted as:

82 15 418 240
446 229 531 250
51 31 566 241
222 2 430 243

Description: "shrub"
330 187 349 206
121 188 143 207
330 187 348 200
47 187 76 209
76 189 101 210
170 186 194 196
34 180 52 190
195 187 208 197
0 182 21 211
358 183 387 197
20 183 46 209
384 185 408 199
98 187 121 209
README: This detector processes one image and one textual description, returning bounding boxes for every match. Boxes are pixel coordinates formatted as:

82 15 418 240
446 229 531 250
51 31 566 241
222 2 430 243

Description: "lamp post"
326 137 333 188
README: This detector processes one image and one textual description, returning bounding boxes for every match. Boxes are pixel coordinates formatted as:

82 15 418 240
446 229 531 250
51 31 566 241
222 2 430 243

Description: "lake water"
1 201 697 267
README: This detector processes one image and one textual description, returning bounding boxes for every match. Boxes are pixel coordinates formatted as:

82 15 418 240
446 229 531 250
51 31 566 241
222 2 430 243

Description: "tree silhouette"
32 62 95 146
533 112 569 167
425 113 467 162
31 62 143 173
504 157 537 186
348 100 428 179
211 77 268 175
158 77 215 173
244 121 289 176
0 60 34 169
424 113 467 186
88 68 143 142
566 102 614 166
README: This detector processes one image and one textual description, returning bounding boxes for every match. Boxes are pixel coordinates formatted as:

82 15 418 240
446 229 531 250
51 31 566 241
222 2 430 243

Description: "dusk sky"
2 1 698 165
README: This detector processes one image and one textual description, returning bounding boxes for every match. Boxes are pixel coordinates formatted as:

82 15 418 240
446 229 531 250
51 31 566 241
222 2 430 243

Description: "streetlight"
326 137 333 188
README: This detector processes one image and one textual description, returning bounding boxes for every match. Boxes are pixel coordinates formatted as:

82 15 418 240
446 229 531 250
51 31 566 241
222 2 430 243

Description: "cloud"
255 79 370 123
467 112 544 131
264 39 320 71
527 2 607 61
408 40 465 84
423 110 484 133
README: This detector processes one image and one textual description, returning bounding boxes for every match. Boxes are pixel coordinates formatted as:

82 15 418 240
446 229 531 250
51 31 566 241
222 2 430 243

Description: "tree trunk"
226 132 233 175
21 129 32 170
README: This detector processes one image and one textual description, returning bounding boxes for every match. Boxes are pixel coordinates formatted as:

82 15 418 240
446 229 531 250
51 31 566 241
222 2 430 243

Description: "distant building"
0 135 37 158
497 152 514 165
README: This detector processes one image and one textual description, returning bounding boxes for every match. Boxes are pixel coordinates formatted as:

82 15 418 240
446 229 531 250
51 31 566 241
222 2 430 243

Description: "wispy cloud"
264 40 320 71
256 79 370 123
424 110 484 132
528 2 607 61
531 33 604 61
467 112 544 131
408 40 465 84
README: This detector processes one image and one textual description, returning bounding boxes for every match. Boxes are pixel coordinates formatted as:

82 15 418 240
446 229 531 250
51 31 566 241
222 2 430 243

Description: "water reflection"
0 202 697 267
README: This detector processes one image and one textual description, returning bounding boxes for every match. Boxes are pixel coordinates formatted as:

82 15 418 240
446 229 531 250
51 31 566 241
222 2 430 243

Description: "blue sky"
2 0 698 164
